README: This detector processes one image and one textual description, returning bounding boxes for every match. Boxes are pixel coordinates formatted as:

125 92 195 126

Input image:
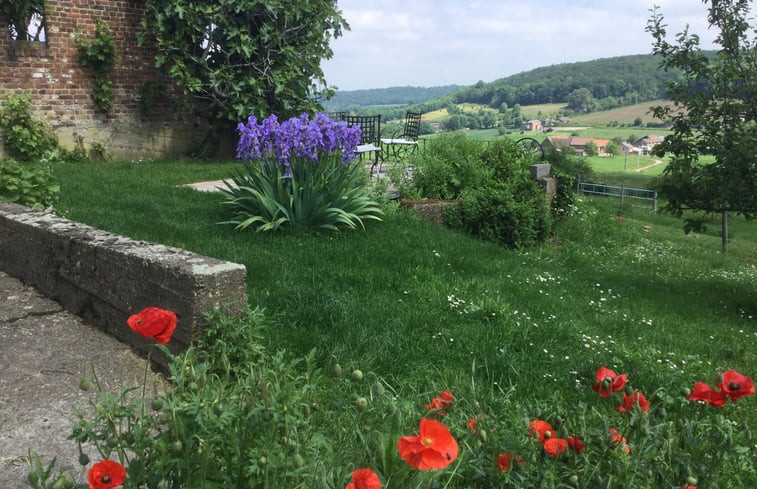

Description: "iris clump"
221 112 383 232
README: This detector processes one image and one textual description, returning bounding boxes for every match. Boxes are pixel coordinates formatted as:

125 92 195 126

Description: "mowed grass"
50 161 756 406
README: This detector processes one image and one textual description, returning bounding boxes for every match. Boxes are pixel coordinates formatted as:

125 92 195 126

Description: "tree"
647 1 756 252
606 141 622 157
584 141 598 157
140 0 348 130
566 88 595 112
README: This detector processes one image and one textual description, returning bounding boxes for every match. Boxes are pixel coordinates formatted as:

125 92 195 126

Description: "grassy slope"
51 162 756 392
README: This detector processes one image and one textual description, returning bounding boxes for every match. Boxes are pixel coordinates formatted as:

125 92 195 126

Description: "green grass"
48 160 757 486
51 160 756 380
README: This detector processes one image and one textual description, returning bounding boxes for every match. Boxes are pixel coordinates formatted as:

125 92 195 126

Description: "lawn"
49 160 757 487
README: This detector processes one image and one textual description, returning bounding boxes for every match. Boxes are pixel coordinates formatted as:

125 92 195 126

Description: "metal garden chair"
380 111 422 167
343 114 382 176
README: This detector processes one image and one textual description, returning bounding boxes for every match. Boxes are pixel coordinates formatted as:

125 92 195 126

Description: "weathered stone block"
529 164 551 180
0 203 247 367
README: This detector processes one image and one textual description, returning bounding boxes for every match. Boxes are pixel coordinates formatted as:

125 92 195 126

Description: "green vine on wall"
75 21 117 113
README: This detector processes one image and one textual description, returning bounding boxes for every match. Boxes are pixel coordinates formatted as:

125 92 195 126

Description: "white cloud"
323 0 727 90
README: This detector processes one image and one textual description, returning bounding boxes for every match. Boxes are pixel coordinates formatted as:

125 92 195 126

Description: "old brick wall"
0 1 208 159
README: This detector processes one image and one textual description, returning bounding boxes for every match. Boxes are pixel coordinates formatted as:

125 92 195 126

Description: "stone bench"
0 203 247 367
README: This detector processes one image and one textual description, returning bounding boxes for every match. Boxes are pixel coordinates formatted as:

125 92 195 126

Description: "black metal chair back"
402 112 422 140
343 114 381 146
325 111 347 122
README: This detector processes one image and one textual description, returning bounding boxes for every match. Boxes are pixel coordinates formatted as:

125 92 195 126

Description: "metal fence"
576 178 658 212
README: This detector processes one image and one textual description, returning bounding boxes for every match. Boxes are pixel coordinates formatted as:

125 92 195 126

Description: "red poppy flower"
716 370 755 401
682 485 696 489
528 420 555 443
467 417 477 434
397 418 459 470
615 391 651 413
592 366 627 398
127 307 177 344
543 437 568 458
424 389 454 413
345 468 382 489
87 459 126 489
566 435 585 452
609 428 630 454
496 452 524 472
687 381 728 407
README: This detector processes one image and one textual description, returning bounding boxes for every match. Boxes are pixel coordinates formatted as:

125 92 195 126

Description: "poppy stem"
141 347 152 416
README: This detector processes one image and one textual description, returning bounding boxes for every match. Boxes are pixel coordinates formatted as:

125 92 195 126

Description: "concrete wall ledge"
0 203 247 366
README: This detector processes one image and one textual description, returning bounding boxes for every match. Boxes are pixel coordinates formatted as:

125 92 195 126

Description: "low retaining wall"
0 203 247 367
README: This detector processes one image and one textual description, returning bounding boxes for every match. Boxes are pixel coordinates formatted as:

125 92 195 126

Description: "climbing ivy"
75 20 117 113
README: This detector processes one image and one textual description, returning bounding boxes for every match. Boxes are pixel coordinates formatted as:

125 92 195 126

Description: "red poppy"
424 389 454 414
609 428 630 454
566 435 585 452
87 459 126 489
592 366 627 398
716 370 755 401
615 391 651 413
528 420 555 443
397 418 459 470
543 437 568 458
127 307 177 344
345 468 382 489
687 381 728 407
682 485 697 489
496 452 523 472
467 417 477 434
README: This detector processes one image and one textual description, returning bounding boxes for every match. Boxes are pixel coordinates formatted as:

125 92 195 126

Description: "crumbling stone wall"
0 1 207 159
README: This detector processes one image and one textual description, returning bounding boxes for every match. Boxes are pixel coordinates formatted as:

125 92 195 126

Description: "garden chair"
343 114 382 177
380 111 422 170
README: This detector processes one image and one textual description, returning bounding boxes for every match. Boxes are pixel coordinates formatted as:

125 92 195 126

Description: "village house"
542 135 608 156
523 119 542 131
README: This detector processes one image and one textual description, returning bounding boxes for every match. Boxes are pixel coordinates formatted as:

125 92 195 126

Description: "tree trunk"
721 211 728 254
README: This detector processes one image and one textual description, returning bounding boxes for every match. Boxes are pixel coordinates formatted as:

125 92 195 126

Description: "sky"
322 0 723 91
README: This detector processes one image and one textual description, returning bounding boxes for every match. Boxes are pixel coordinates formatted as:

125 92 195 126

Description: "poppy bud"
171 440 183 454
624 385 634 396
543 431 552 439
107 437 118 448
60 473 75 489
716 374 724 385
151 398 164 412
52 477 66 489
213 403 224 416
293 454 305 468
333 364 343 378
259 456 267 465
687 476 698 486
351 369 364 382
479 429 487 442
78 453 90 466
79 375 91 392
601 379 611 390
371 381 385 397
568 475 579 487
681 387 691 397
356 397 368 412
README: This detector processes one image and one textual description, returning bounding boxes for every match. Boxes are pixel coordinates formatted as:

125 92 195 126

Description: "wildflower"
609 428 630 454
496 452 523 472
397 418 459 470
543 437 568 458
592 366 627 398
345 468 382 489
716 370 755 401
126 307 177 344
467 417 477 434
87 460 126 489
615 391 651 413
566 435 585 452
687 381 728 407
529 420 555 443
424 389 454 414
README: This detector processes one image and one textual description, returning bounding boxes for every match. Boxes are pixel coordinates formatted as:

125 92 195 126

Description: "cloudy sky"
322 0 722 90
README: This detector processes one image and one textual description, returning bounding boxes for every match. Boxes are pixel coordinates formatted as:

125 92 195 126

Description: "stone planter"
400 199 457 226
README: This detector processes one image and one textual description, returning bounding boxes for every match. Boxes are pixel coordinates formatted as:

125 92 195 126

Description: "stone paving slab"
0 271 156 489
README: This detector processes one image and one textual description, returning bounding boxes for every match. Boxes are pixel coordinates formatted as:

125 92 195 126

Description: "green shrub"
448 176 551 248
545 147 595 219
0 92 59 162
402 133 489 200
0 159 60 209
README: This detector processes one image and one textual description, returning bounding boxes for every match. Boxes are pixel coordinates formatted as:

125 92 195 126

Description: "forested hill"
323 85 463 110
453 54 684 110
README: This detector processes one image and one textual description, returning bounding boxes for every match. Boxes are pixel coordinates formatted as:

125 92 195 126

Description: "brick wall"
0 1 208 159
